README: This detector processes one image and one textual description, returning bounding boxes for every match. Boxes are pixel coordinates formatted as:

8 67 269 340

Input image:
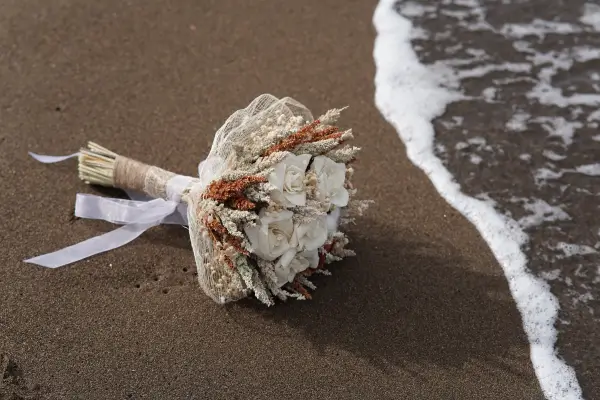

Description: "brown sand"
0 1 544 399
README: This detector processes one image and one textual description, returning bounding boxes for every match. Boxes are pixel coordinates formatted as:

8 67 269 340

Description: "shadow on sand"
223 217 531 380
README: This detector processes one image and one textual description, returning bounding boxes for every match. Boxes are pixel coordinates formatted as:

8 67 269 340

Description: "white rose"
268 153 312 207
274 249 319 287
310 156 349 208
244 209 296 262
293 214 328 252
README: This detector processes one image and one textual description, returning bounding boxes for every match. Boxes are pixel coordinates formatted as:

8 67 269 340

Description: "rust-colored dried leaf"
230 195 257 210
203 175 266 210
293 280 313 300
203 214 249 256
263 120 344 156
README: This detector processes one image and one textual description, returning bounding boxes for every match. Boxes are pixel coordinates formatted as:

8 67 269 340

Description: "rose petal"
276 218 295 237
303 218 328 251
317 179 329 198
244 224 272 260
327 207 341 233
285 191 306 206
261 208 293 223
311 156 326 174
290 255 310 274
330 163 347 188
279 248 297 268
331 187 349 207
301 249 320 269
268 238 292 260
291 153 312 171
269 189 287 206
274 265 291 287
268 162 286 190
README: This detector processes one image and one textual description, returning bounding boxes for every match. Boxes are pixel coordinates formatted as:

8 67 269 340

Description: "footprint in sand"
0 354 42 399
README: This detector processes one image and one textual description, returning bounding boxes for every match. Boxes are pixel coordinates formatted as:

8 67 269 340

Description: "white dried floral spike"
297 275 317 291
293 138 342 156
318 106 348 126
325 146 361 163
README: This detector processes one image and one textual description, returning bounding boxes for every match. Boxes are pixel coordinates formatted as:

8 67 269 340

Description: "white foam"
466 48 487 58
482 87 497 102
397 1 436 17
506 112 531 131
528 82 600 107
573 46 600 62
411 27 429 40
517 198 571 229
372 2 583 399
511 36 600 109
520 153 532 161
467 136 486 146
535 164 600 186
575 163 600 176
469 154 483 164
533 117 583 147
541 269 561 281
555 242 598 258
572 292 594 307
455 141 469 150
501 19 581 38
588 109 600 121
543 150 566 161
581 3 600 31
458 62 531 80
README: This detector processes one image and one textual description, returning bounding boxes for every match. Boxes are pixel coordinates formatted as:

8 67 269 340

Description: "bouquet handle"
24 143 202 268
79 142 198 203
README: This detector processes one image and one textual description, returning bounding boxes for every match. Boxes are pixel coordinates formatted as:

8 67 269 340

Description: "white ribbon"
28 151 79 163
166 175 194 202
24 151 223 268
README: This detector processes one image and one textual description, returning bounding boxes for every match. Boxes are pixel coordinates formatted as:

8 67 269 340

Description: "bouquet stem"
78 142 120 187
77 141 196 202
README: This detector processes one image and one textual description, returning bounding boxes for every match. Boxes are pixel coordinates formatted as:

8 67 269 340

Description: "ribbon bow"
24 152 221 268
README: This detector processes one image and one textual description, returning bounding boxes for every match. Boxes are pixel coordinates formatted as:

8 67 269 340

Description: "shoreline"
373 1 583 399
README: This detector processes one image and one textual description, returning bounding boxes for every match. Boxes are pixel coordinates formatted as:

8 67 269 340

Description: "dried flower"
318 106 347 126
263 120 344 156
203 175 267 210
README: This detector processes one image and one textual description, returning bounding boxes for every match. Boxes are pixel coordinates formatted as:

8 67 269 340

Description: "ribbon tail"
74 194 178 224
24 222 158 268
28 152 79 163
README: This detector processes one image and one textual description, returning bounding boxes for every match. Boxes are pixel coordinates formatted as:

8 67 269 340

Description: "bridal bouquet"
27 94 371 305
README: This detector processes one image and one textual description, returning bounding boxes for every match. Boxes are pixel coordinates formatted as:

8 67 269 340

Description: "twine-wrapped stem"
78 141 193 202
